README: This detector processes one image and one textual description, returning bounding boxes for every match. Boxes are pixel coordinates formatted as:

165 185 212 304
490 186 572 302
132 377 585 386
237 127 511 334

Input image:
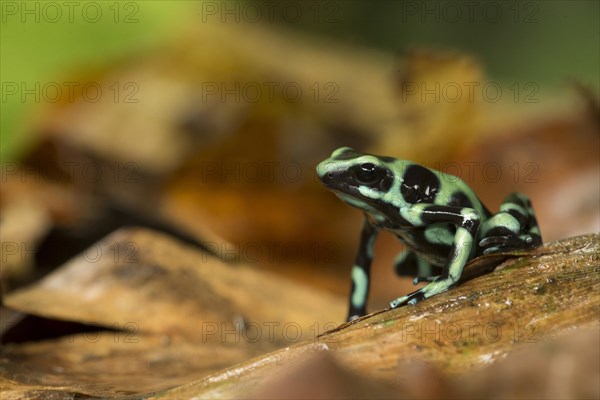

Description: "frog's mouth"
317 169 359 195
335 191 373 209
321 179 375 207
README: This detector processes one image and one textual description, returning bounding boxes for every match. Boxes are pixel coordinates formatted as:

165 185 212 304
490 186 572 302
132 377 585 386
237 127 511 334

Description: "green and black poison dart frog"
316 147 542 321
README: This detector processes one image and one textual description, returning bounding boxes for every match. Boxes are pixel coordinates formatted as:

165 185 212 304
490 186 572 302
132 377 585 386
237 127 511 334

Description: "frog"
316 147 542 321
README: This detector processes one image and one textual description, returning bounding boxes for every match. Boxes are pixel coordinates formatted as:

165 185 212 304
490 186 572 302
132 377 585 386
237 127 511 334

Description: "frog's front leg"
347 218 378 321
390 204 480 308
479 192 542 255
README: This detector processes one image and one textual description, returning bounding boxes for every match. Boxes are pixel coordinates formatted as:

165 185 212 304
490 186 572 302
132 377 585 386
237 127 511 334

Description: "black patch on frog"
379 156 397 163
400 165 440 204
449 191 473 208
448 223 457 235
394 251 419 276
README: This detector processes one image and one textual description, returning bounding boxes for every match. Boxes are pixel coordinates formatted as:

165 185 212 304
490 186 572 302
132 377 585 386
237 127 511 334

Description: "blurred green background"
1 0 598 161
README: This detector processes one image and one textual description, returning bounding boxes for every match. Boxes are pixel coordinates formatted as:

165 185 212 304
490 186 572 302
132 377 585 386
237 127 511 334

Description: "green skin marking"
317 147 543 321
351 265 369 308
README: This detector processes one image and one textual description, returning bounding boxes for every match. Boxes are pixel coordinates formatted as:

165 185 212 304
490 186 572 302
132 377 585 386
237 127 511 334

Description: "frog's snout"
317 147 358 186
316 160 338 183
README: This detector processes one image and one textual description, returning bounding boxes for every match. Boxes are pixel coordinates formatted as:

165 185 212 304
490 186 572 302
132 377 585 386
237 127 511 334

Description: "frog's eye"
355 163 384 184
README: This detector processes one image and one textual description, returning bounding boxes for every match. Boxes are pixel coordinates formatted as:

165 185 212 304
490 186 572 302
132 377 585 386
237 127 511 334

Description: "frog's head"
316 147 395 209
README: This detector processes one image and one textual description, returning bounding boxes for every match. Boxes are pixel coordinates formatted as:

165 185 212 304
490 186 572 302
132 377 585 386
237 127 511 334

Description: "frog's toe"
483 245 502 255
479 237 496 247
479 236 510 248
481 234 538 255
481 235 532 252
480 236 507 255
518 234 541 248
390 290 425 308
390 296 407 309
407 297 419 305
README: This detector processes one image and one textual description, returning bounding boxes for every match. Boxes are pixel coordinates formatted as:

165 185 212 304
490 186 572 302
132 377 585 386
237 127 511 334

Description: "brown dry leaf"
40 22 400 177
0 197 50 284
249 352 408 400
459 326 600 399
0 333 261 398
381 49 486 162
1 227 345 398
4 228 344 339
151 234 600 399
0 163 86 286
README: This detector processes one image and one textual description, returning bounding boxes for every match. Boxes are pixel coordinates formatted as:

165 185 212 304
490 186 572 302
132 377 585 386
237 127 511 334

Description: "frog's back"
391 159 492 220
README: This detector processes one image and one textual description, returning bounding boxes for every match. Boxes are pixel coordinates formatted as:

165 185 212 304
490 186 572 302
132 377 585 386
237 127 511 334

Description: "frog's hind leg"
506 192 542 244
394 251 442 284
479 192 542 255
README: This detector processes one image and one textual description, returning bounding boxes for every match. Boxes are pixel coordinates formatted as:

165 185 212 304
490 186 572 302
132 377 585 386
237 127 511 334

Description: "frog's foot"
346 305 367 322
390 278 454 308
479 234 536 255
412 275 440 285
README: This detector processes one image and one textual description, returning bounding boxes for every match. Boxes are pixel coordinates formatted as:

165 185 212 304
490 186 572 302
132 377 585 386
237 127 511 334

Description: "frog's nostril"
327 172 334 179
